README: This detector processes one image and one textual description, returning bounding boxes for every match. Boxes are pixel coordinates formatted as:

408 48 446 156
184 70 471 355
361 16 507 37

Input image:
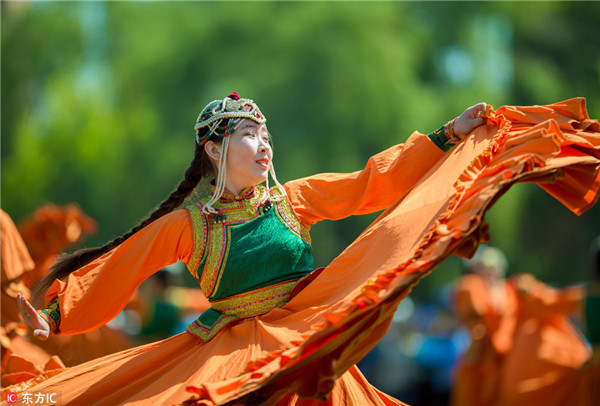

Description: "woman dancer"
8 93 600 405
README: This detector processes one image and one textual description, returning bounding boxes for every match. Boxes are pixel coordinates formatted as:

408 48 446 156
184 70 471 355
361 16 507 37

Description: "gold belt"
210 279 299 318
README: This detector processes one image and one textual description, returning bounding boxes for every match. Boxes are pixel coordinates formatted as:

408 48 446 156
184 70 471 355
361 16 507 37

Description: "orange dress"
497 275 591 406
2 98 599 405
450 274 519 406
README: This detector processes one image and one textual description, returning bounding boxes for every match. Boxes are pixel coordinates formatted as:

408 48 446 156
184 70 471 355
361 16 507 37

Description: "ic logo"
5 392 17 404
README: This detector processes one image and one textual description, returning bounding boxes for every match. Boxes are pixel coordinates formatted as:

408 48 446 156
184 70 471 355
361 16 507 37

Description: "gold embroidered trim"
210 279 299 318
211 226 233 296
185 205 208 278
274 195 311 245
186 313 235 341
198 186 268 298
200 221 226 297
186 278 301 341
193 185 310 299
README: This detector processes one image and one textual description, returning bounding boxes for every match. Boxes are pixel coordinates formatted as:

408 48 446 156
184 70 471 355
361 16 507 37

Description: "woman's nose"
258 141 270 153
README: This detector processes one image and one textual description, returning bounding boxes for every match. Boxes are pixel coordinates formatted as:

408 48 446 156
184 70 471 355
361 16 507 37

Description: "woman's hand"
17 292 51 340
454 102 488 138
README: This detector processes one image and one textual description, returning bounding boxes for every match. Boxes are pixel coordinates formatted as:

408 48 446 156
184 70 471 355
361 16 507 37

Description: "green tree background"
2 1 599 299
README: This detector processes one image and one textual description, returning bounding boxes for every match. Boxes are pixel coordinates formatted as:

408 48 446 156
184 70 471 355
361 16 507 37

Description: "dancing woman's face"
205 119 272 195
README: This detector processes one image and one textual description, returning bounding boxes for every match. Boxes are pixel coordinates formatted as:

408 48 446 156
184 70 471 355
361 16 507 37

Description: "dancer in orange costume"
450 245 518 406
17 203 97 290
0 210 65 387
3 95 600 405
452 245 593 406
496 273 590 406
14 204 134 366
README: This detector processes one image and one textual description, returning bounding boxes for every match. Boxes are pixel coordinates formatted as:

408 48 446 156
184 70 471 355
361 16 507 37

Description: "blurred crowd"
1 206 598 405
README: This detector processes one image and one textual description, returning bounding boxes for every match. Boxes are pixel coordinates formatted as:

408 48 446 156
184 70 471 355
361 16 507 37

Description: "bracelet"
444 118 459 141
427 117 460 153
38 297 61 333
37 310 56 331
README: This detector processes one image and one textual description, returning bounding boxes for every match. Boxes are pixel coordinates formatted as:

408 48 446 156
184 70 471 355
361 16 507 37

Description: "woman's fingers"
21 295 35 316
479 103 487 116
19 295 35 326
17 293 31 323
473 102 487 117
473 103 488 126
457 103 489 136
16 292 50 338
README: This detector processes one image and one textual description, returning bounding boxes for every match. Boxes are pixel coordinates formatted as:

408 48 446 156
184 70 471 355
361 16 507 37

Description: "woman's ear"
204 141 221 161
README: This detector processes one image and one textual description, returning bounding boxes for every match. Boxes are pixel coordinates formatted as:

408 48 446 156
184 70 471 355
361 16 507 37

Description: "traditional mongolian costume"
450 248 519 406
2 95 599 405
498 275 590 406
451 253 591 406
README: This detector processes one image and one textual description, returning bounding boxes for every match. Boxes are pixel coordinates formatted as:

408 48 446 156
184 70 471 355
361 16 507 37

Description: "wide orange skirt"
2 98 599 406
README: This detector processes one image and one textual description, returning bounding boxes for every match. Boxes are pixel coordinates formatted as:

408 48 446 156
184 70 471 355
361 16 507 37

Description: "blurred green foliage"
2 1 599 298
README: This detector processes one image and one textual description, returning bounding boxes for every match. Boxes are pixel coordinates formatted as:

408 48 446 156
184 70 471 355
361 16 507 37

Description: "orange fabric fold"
30 325 134 368
1 210 35 284
1 354 65 387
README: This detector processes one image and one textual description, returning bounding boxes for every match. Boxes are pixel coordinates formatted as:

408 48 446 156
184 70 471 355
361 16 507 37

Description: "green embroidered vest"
184 185 313 341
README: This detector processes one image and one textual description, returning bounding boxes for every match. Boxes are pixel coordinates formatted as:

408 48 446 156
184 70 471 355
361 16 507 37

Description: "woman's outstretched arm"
285 104 488 228
22 209 194 337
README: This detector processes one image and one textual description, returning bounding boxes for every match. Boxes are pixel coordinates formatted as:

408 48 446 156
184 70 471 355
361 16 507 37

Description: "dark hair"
31 138 216 306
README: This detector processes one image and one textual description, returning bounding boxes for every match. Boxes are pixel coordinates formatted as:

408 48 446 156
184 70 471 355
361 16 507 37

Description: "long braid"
31 142 210 306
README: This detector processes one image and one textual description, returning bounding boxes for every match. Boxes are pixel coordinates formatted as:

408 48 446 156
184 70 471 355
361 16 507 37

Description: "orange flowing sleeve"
284 132 445 228
43 209 194 336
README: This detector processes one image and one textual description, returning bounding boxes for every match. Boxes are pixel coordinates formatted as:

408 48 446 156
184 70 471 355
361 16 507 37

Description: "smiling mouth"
256 159 269 167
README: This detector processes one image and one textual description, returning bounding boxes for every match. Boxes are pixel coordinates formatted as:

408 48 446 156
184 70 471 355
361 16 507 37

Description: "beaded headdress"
194 92 266 146
194 92 285 218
